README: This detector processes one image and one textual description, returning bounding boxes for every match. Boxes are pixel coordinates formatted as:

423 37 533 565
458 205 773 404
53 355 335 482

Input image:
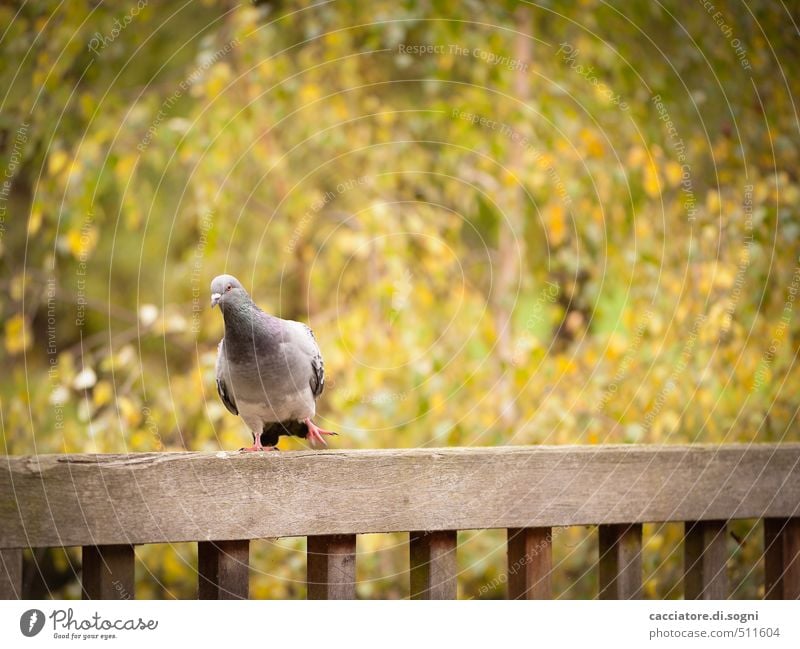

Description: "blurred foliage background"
1 0 798 599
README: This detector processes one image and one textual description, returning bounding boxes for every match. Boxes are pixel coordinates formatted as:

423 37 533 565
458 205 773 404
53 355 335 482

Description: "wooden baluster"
307 535 356 599
197 540 250 600
0 549 23 599
409 530 457 599
507 527 552 599
765 518 786 599
684 520 728 599
598 524 642 599
765 518 800 599
82 545 135 600
786 519 800 599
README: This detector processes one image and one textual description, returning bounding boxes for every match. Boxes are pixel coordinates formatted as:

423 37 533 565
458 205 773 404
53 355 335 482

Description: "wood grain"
307 535 356 599
0 548 22 599
82 545 135 600
1 445 799 548
507 527 551 599
409 530 457 599
598 524 642 599
197 540 249 600
684 520 729 599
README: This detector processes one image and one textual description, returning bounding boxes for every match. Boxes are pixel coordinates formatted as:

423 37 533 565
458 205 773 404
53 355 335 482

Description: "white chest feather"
237 388 315 431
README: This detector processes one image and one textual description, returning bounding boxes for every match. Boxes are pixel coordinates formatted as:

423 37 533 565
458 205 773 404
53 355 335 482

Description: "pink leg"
239 434 278 452
304 418 337 447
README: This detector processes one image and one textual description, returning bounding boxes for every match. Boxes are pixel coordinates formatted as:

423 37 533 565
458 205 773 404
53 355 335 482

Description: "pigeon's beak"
211 293 221 309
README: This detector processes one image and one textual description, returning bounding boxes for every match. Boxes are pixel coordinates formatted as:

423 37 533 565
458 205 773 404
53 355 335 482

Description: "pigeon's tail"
259 419 309 447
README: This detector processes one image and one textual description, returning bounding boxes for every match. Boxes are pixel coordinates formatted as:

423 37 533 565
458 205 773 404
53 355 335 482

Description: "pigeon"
210 274 336 451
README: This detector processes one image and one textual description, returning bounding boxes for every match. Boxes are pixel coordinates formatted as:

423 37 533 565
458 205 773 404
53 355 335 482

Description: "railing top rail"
2 444 799 548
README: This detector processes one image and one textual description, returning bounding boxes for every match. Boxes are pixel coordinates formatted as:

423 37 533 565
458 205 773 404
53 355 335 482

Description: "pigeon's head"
210 274 247 310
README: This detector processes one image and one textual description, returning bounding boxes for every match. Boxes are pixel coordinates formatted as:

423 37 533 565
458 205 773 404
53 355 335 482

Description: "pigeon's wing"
285 320 325 399
308 331 325 399
215 339 238 415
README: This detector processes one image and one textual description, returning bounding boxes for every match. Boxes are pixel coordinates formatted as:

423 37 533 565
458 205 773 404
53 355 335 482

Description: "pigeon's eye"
225 284 232 292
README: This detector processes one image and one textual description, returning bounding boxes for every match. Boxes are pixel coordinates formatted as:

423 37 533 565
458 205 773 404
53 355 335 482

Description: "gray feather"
215 340 238 415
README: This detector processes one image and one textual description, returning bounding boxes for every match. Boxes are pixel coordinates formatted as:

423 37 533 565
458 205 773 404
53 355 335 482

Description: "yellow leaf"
5 314 30 354
627 146 646 167
67 226 98 259
502 169 517 187
93 381 113 408
546 203 566 246
556 356 575 374
536 153 555 170
665 161 683 187
115 154 136 181
706 190 721 213
48 150 69 176
130 431 149 451
9 274 24 301
643 160 661 197
714 265 734 290
119 396 141 428
206 73 226 99
300 83 320 103
580 128 604 158
28 207 42 235
324 31 344 47
605 333 627 360
79 92 96 118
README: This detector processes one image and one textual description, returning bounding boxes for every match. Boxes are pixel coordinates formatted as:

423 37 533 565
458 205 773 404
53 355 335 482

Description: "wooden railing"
1 445 799 599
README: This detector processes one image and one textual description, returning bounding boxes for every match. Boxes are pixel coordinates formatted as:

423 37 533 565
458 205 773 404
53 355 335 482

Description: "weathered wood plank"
307 535 356 599
598 524 642 599
197 540 249 600
507 527 551 599
410 530 457 599
0 548 22 599
684 520 728 599
82 545 135 600
2 445 799 547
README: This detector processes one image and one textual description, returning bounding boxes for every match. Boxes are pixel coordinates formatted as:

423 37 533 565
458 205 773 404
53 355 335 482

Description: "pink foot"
239 441 278 452
304 418 337 447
